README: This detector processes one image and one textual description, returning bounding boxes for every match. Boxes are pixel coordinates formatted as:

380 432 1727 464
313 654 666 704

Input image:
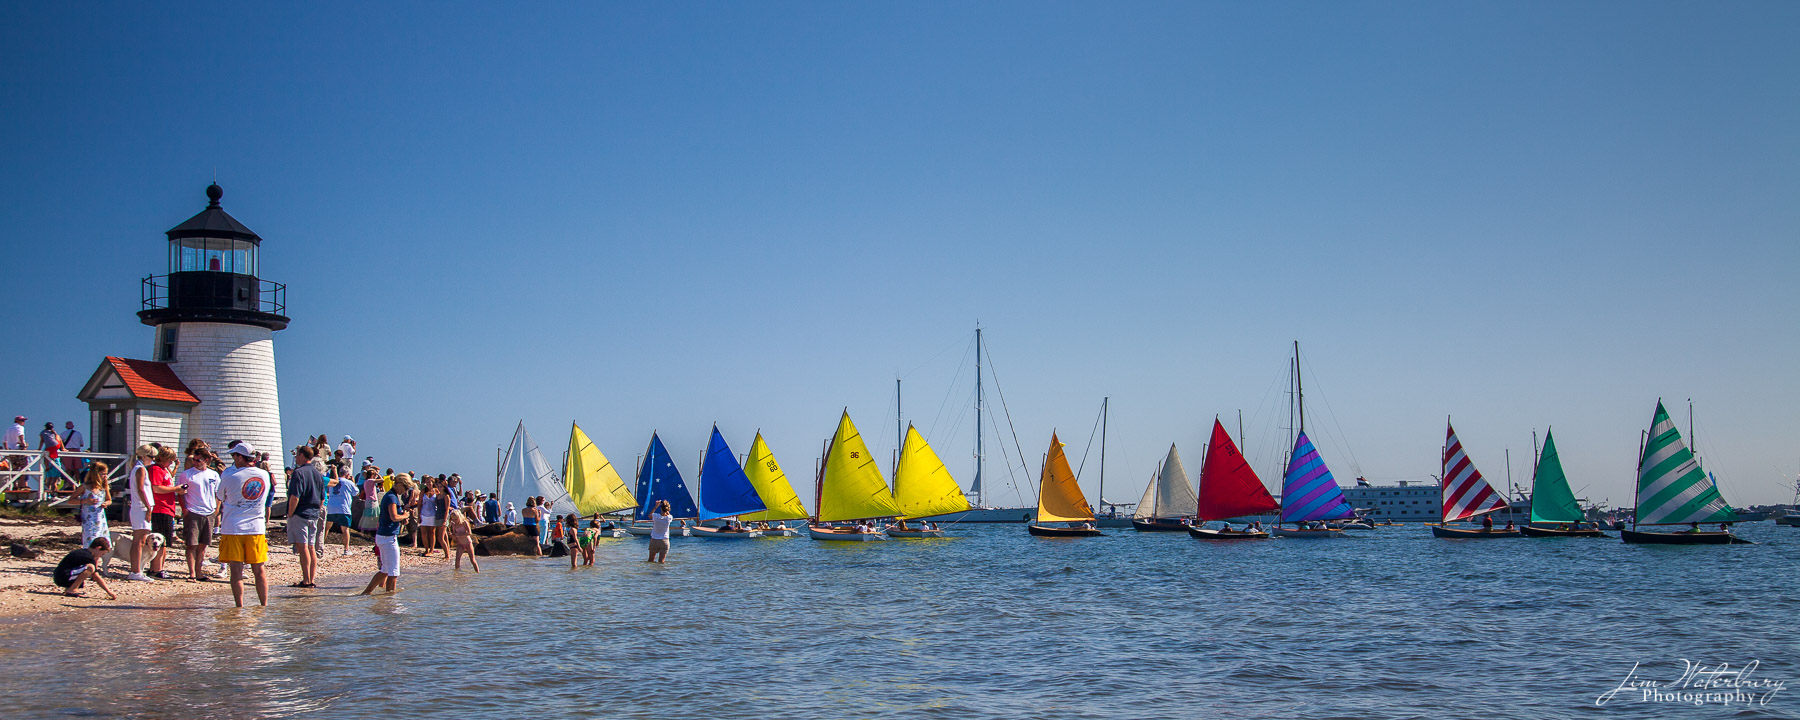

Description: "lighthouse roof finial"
166 182 260 243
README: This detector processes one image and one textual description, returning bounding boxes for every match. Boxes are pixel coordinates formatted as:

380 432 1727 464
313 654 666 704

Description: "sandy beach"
0 512 466 617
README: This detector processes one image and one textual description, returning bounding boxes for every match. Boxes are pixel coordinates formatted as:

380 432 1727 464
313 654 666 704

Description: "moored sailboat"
809 411 900 541
1188 419 1278 539
1520 428 1608 537
737 432 807 537
1273 343 1354 538
620 432 697 538
1131 444 1197 532
1028 432 1103 537
690 425 767 539
1430 421 1521 538
1621 401 1749 545
562 422 639 535
887 425 968 538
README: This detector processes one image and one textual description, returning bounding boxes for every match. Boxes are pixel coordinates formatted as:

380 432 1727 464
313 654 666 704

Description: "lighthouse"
76 183 288 487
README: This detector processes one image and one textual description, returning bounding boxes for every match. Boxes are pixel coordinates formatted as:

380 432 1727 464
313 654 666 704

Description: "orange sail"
1035 432 1094 523
1195 419 1279 521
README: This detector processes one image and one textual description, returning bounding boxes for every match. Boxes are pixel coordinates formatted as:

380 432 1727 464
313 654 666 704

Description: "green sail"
1528 429 1583 524
1636 401 1738 525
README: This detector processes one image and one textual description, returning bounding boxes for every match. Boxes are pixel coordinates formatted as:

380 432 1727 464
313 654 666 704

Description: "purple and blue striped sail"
1280 431 1355 523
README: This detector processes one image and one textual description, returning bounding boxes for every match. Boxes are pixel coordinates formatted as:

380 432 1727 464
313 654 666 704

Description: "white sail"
1134 444 1198 519
499 422 577 517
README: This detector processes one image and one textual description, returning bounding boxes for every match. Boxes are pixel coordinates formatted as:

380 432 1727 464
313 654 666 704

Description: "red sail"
1196 419 1280 521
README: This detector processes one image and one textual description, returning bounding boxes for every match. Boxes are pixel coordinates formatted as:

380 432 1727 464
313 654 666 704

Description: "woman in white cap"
126 444 158 582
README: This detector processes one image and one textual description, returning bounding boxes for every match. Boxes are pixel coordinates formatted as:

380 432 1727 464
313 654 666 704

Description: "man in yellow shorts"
218 442 272 607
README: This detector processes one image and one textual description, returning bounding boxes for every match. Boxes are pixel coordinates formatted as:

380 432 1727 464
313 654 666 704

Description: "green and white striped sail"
1528 429 1584 524
1635 401 1737 525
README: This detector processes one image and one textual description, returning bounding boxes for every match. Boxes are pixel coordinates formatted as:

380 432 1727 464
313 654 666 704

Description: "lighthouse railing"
1 450 131 506
140 274 286 316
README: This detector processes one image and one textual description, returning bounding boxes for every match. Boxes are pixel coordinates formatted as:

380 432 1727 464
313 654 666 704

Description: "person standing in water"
648 500 672 564
361 473 412 595
444 503 479 572
217 442 272 608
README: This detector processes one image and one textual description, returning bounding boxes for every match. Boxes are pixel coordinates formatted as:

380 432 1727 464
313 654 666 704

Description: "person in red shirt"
148 446 187 579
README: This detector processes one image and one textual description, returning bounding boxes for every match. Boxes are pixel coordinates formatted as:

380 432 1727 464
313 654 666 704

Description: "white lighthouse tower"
132 183 288 486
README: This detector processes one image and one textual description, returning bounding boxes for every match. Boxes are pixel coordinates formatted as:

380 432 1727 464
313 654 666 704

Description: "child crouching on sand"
445 504 479 572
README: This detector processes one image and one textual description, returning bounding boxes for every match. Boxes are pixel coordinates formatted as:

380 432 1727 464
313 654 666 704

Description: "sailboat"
1188 419 1279 539
1131 444 1198 531
1430 421 1521 538
809 411 901 541
1520 428 1608 537
1273 343 1356 538
736 432 807 537
1028 432 1103 537
1621 400 1748 544
562 423 639 536
498 421 577 518
887 424 970 538
620 432 698 538
690 425 768 539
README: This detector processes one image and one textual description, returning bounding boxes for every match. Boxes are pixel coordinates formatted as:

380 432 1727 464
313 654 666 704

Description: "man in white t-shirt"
60 421 84 477
338 436 355 464
216 442 271 607
179 450 222 581
4 416 24 449
647 500 672 564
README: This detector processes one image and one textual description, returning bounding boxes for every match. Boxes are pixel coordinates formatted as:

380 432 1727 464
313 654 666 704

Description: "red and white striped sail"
1440 422 1509 522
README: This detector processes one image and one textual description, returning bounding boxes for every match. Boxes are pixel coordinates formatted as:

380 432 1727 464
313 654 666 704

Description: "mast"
1099 396 1109 509
1293 341 1305 433
1688 399 1697 464
973 325 984 508
495 445 503 498
1237 409 1244 451
895 378 902 478
1634 427 1648 525
814 437 828 523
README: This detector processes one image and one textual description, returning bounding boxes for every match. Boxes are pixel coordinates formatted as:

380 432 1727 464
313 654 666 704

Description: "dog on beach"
98 530 162 573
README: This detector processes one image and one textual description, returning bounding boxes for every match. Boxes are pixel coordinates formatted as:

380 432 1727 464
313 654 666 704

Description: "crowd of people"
16 423 686 607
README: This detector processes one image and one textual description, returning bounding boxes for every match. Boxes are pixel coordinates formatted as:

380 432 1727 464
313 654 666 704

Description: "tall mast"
974 324 984 508
895 378 903 477
1099 396 1109 508
1294 341 1305 433
1688 399 1697 463
1237 409 1245 450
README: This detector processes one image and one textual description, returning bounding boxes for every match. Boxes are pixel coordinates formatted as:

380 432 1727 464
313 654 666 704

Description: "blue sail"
1280 431 1356 523
633 432 699 520
695 425 768 520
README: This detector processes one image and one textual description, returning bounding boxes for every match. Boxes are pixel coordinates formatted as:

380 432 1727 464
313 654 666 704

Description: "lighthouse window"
174 237 256 275
155 326 177 362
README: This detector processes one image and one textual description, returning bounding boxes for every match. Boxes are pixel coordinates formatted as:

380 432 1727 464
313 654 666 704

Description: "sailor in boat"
1687 522 1701 533
1249 521 1264 532
892 518 912 532
1503 520 1515 532
1481 515 1494 531
1219 522 1232 532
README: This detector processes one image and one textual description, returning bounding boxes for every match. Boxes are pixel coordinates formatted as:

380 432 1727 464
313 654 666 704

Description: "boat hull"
1776 515 1800 527
1028 524 1104 537
807 526 887 542
1521 525 1610 538
1131 518 1189 532
1187 528 1268 540
750 524 799 537
689 527 757 539
1431 526 1523 538
1621 529 1750 545
1271 527 1345 539
929 507 1036 523
885 528 948 539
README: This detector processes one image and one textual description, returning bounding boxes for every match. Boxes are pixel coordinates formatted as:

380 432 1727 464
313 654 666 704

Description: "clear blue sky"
4 2 1796 508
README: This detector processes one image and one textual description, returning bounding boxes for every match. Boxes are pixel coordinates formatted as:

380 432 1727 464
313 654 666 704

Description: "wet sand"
0 514 474 616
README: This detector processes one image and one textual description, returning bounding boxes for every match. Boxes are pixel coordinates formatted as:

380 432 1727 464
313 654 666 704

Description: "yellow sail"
817 410 902 522
737 432 810 521
564 423 638 515
894 425 971 519
1036 432 1094 523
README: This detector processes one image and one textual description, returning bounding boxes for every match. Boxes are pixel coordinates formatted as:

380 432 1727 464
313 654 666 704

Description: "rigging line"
982 340 1035 498
986 404 1033 505
900 333 970 380
1299 351 1363 474
1073 398 1104 481
927 339 976 441
938 386 975 456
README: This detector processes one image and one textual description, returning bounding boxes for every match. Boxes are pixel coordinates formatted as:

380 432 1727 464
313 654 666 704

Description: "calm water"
2 523 1797 719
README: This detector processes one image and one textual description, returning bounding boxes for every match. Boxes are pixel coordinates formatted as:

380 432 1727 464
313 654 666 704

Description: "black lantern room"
138 183 288 332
